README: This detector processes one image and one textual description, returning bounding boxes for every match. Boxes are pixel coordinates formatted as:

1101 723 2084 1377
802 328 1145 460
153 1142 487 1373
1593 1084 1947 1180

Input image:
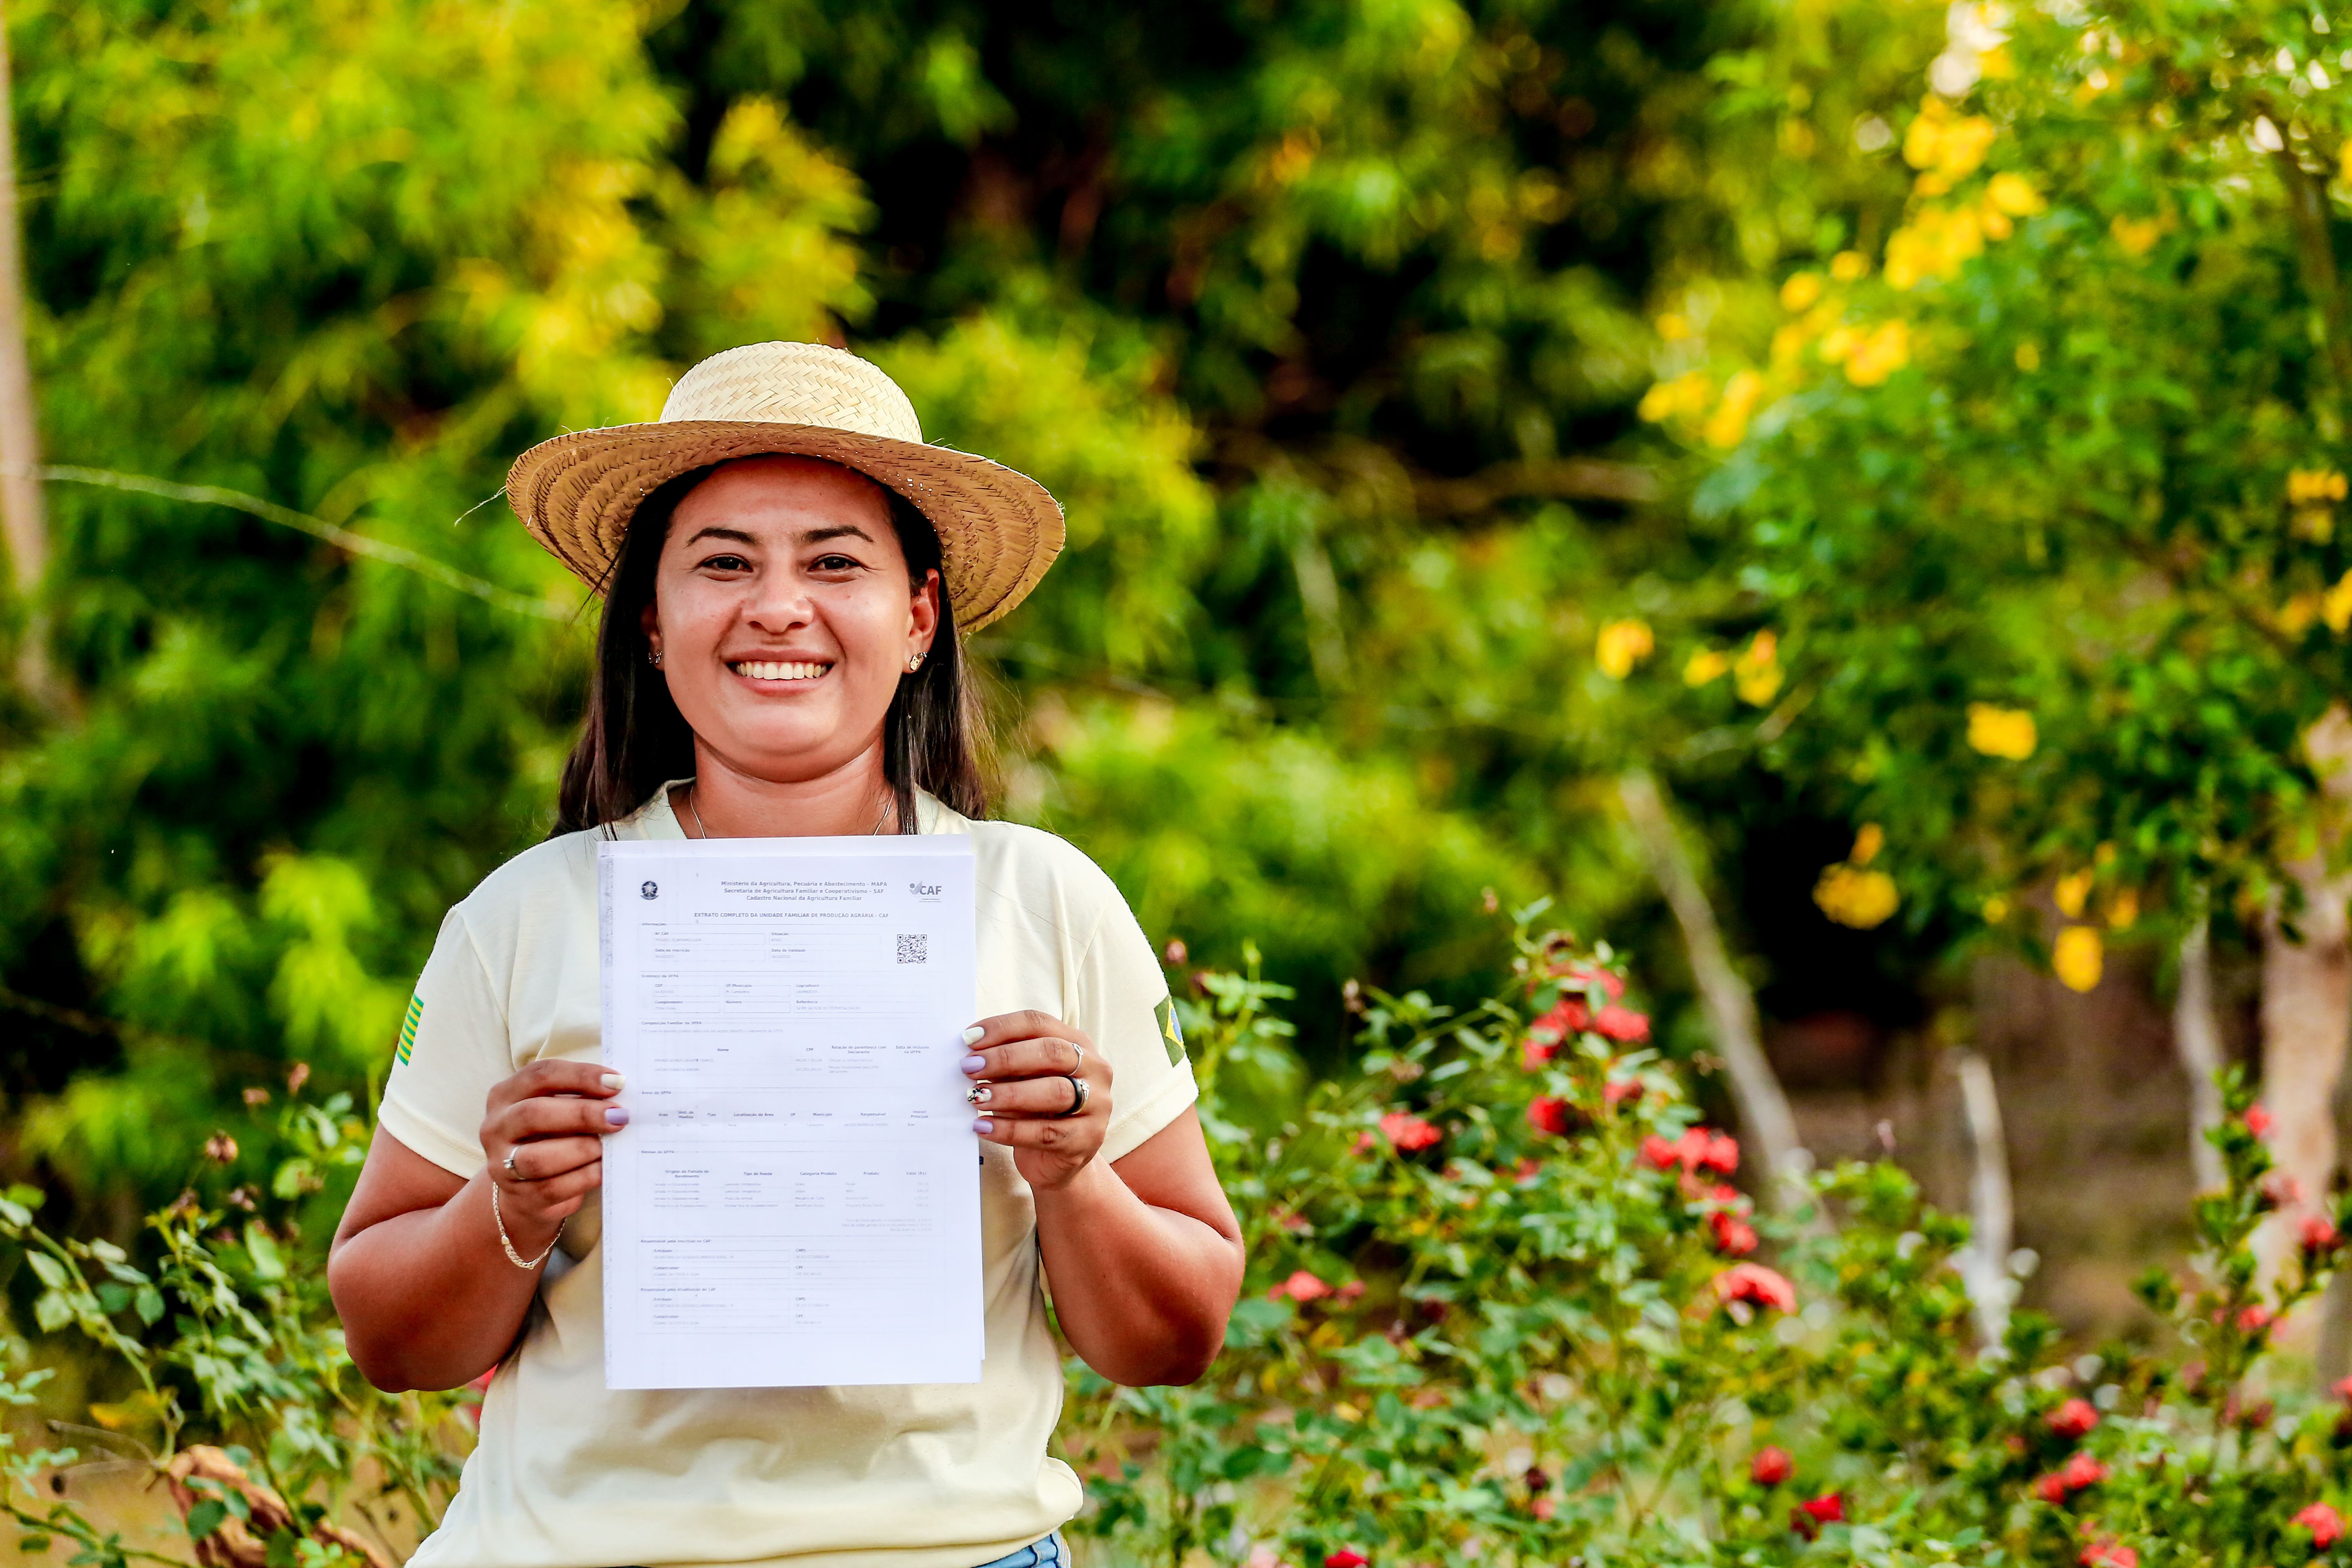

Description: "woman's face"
642 456 939 786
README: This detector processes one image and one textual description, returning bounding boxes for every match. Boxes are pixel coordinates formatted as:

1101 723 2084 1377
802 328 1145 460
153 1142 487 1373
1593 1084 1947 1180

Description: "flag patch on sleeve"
396 992 423 1067
1154 995 1185 1065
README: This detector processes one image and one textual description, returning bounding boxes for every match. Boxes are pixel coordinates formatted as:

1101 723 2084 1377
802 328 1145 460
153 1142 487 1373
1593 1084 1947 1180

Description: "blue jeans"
974 1535 1068 1568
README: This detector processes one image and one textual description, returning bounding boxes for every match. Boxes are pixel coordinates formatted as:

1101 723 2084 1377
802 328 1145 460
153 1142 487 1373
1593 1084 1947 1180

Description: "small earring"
906 653 925 673
649 649 663 668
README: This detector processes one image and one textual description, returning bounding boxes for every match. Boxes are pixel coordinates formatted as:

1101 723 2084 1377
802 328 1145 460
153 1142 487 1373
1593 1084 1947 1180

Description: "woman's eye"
811 553 861 572
699 554 751 572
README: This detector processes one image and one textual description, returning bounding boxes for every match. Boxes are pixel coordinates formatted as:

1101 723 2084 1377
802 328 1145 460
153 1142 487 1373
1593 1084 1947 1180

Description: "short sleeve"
377 905 509 1178
1071 894 1200 1165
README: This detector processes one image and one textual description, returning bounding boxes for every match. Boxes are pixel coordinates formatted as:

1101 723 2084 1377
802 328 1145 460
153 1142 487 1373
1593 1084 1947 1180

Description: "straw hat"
506 341 1065 630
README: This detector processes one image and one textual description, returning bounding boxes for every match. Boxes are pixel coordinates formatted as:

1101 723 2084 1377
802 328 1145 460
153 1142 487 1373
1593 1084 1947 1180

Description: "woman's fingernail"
962 1055 988 1074
973 1118 993 1134
601 1072 625 1092
967 1085 993 1105
962 1025 987 1046
604 1106 630 1127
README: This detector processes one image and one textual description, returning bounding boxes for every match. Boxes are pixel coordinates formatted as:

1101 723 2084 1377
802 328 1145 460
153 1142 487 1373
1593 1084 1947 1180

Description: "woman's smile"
728 658 834 684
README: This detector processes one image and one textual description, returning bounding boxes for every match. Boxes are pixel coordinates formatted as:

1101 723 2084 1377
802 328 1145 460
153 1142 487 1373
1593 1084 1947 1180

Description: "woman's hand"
963 1011 1111 1189
480 1060 629 1247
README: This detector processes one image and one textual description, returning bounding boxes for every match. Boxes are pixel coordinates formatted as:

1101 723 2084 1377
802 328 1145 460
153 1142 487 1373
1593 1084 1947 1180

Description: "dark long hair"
553 461 991 834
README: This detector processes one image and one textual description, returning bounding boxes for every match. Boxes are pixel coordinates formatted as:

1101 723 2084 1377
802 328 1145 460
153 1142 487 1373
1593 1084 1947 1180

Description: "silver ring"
1067 1040 1086 1072
503 1147 522 1180
1051 1076 1089 1119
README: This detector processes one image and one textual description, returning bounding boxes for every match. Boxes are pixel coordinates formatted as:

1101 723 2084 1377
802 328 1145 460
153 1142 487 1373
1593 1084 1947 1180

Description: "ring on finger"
1066 1040 1086 1073
1051 1075 1089 1119
502 1146 524 1180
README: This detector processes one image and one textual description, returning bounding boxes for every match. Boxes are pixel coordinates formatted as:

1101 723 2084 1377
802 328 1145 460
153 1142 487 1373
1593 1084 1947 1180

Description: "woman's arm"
964 1014 1243 1386
328 1061 626 1391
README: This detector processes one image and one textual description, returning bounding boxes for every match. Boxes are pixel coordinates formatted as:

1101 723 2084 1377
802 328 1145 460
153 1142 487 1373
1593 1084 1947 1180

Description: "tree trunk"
2174 914 2227 1194
1950 1047 2014 1346
0 4 58 715
2258 707 2352 1299
1618 769 1808 1203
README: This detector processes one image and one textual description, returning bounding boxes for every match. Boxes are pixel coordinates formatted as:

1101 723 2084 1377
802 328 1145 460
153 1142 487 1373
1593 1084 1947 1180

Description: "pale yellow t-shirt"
379 787 1198 1568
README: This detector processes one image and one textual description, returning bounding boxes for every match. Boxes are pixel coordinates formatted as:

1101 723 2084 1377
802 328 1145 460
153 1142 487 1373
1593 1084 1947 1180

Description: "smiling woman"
324 343 1245 1568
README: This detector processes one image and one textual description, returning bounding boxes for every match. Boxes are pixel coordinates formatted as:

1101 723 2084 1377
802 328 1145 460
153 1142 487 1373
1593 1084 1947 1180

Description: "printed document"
597 836 982 1389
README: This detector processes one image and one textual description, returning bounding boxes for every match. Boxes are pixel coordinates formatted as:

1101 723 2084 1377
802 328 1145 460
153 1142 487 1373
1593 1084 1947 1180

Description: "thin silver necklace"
683 783 897 837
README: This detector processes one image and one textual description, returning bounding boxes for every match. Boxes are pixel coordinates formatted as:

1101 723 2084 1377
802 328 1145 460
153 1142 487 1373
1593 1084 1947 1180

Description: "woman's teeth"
731 660 831 682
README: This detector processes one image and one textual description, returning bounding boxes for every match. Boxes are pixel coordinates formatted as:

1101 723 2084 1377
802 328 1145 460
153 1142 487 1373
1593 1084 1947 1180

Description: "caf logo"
640 880 659 900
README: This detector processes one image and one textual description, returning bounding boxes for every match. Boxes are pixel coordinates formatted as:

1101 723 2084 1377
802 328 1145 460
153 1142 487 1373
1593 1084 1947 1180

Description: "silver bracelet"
491 1180 564 1270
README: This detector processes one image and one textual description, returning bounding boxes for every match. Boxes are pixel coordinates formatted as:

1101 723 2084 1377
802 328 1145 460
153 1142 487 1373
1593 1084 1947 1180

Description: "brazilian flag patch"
1154 995 1185 1066
396 992 423 1067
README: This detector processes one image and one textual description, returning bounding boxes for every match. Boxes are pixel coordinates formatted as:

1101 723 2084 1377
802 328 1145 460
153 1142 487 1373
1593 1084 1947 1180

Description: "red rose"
1379 1112 1441 1151
1593 1005 1650 1042
2033 1472 2068 1504
1640 1136 1682 1171
1530 1497 1554 1521
2046 1398 2098 1439
2078 1541 2137 1568
1789 1492 1844 1537
2246 1105 2273 1137
1521 1038 1557 1071
1352 1131 1377 1154
2304 1214 2343 1254
2058 1452 2108 1491
1713 1263 1799 1314
1269 1270 1332 1303
2237 1304 2274 1334
1324 1552 1370 1568
1750 1447 1792 1486
1527 1097 1573 1137
1695 1131 1740 1176
1710 1209 1759 1256
2297 1501 2347 1548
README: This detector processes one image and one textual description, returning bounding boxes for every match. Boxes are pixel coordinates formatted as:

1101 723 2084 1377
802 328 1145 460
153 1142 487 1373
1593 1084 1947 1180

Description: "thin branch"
1950 1047 2014 1346
2174 914 2228 1193
22 466 571 621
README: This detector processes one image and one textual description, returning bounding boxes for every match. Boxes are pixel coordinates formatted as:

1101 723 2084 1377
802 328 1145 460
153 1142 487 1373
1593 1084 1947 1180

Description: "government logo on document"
640 880 659 900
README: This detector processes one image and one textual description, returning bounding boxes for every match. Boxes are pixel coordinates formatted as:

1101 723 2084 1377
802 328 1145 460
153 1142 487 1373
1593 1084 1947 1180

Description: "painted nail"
962 1025 987 1045
966 1085 993 1106
601 1072 625 1092
962 1054 988 1074
973 1118 993 1134
604 1106 630 1127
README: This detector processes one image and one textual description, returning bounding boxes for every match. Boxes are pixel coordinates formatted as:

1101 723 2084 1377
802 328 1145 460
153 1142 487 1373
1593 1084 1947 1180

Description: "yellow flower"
1904 97 1996 194
1595 619 1655 679
1986 172 2046 216
1780 272 1825 312
2325 569 2352 634
1815 863 1900 929
1637 370 1712 424
1982 894 2010 923
1657 312 1692 342
2014 342 2041 372
2281 592 2321 636
1966 702 2036 760
2287 468 2348 503
1684 648 1731 686
2105 888 2139 930
1734 630 1783 705
1703 369 1764 449
1851 823 1885 866
1818 325 1859 364
2054 868 2093 920
2053 925 2104 993
2110 214 2167 257
1829 250 1871 282
1844 321 1911 386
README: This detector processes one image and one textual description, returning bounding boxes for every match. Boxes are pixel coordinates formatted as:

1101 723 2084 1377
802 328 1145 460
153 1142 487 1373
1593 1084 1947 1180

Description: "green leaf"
31 1294 69 1334
132 1286 163 1326
24 1254 66 1290
243 1222 285 1281
185 1501 226 1542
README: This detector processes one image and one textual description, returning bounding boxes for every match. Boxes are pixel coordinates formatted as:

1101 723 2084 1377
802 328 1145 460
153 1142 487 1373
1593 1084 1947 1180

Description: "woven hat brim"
506 421 1066 632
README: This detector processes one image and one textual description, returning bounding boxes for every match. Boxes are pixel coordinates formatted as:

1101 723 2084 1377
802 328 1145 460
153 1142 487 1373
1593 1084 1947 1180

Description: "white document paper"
597 836 983 1390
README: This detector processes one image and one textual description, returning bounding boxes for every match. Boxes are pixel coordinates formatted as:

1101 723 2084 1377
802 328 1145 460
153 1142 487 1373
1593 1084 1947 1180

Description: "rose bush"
1066 908 2352 1567
0 910 2343 1565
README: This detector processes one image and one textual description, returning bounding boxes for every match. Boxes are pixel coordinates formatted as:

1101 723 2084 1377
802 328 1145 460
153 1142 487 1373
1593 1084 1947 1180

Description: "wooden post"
0 2 58 714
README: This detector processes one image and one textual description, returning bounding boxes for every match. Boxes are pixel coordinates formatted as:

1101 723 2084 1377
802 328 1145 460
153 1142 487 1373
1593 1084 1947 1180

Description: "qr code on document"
896 933 928 964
